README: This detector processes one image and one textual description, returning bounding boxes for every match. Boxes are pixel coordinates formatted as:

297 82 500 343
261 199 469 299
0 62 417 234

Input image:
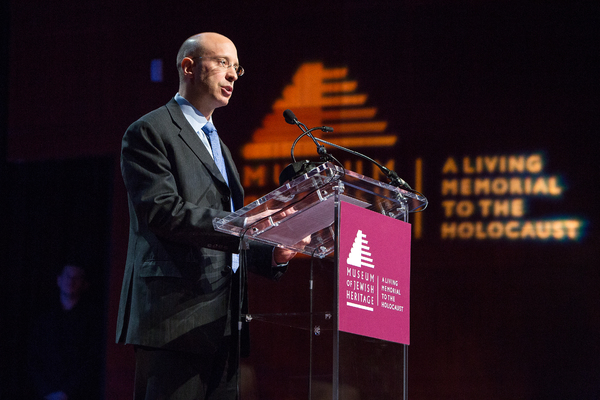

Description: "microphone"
281 109 413 191
283 109 299 125
283 109 333 162
311 136 413 191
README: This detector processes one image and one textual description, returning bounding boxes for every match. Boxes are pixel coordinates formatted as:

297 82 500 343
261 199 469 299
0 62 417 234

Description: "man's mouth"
222 85 233 96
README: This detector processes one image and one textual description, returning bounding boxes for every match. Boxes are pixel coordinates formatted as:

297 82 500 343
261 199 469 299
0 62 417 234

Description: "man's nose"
226 68 238 82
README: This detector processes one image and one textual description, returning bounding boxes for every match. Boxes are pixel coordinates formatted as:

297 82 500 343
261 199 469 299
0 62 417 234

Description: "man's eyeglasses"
191 56 244 77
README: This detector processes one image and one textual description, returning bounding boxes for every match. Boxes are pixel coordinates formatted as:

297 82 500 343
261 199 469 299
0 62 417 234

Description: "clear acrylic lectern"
214 162 427 400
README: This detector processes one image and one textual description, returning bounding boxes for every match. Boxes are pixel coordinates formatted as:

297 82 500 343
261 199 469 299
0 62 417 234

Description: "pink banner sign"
339 201 411 345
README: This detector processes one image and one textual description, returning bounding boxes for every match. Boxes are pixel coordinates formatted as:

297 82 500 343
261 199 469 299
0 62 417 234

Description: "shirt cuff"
272 248 290 268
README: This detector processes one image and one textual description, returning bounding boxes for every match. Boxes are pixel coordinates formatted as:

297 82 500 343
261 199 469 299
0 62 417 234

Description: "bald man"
117 32 296 400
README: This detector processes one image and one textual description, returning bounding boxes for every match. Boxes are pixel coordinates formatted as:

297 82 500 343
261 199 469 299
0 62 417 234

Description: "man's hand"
273 247 298 265
273 235 311 264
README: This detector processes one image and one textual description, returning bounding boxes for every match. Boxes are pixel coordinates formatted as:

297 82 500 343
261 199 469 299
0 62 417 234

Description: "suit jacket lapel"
221 143 244 210
165 99 229 189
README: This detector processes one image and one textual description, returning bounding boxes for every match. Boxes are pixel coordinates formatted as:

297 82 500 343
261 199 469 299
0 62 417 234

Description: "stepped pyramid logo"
347 229 374 268
241 62 397 161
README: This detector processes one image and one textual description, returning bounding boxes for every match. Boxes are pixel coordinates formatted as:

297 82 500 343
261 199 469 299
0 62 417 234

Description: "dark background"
1 1 598 399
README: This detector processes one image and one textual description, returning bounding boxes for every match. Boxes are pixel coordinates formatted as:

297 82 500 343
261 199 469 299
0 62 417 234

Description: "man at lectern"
117 32 299 400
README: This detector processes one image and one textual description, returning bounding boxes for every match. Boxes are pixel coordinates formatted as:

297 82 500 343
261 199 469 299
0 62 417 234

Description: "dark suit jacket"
117 98 281 354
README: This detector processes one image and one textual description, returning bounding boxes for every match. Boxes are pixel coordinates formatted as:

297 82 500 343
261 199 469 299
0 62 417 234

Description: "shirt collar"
174 93 215 132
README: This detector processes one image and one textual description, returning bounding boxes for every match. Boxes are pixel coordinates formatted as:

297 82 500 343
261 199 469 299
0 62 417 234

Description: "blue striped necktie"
202 122 229 186
202 122 239 273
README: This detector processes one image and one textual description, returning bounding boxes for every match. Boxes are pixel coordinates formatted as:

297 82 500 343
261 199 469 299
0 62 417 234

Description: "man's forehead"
202 36 236 52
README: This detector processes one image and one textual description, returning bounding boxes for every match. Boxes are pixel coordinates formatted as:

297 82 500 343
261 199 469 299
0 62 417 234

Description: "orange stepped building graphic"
241 62 397 161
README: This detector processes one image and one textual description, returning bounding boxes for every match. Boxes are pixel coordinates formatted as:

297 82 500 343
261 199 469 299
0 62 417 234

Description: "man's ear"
181 57 195 79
